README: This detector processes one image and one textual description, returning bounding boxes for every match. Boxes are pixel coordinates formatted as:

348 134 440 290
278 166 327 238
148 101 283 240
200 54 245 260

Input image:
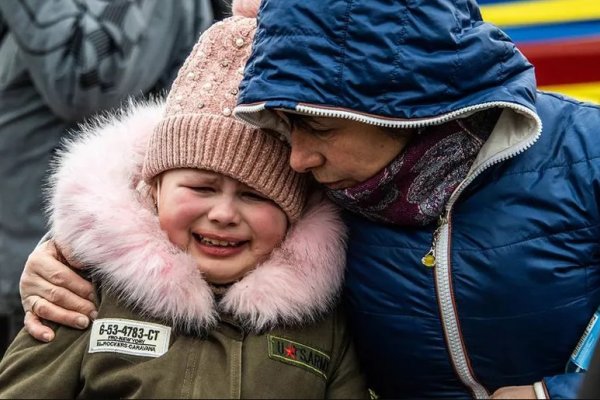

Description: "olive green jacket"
0 290 367 399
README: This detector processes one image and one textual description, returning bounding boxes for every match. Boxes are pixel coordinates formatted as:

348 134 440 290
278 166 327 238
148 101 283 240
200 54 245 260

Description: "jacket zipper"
425 105 542 398
237 100 534 131
421 215 446 268
435 215 491 398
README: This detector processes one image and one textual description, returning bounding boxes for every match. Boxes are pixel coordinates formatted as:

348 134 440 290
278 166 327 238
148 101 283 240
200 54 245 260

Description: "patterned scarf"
326 109 501 226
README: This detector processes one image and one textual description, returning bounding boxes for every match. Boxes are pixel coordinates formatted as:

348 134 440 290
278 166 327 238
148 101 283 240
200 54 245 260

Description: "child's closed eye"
189 186 215 193
242 191 269 202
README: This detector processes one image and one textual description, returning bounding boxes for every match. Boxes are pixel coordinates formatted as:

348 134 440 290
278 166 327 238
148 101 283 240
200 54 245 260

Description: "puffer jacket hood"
235 0 538 135
47 100 348 334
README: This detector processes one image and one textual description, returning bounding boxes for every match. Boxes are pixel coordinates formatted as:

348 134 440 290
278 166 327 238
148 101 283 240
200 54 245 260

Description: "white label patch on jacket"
89 318 171 358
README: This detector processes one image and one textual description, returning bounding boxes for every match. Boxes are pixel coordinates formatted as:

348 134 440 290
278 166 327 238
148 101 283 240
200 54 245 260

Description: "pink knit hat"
142 16 306 222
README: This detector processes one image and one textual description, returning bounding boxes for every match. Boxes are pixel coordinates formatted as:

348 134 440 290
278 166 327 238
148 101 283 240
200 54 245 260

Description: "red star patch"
284 344 297 359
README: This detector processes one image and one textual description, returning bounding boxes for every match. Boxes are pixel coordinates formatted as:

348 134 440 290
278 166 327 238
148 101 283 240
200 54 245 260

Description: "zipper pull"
421 215 448 268
421 248 436 268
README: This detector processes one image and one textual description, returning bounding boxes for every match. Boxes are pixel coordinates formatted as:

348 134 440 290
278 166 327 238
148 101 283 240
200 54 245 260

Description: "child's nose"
207 199 241 226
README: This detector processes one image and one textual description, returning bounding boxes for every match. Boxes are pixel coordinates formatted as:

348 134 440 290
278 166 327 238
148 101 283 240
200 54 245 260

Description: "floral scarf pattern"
326 109 502 226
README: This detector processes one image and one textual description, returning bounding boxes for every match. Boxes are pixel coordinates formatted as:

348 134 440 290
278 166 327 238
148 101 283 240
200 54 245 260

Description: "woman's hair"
382 126 416 139
286 113 415 140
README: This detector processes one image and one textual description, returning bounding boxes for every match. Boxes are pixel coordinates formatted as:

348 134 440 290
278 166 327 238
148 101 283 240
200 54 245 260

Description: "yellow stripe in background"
540 81 600 104
480 0 600 28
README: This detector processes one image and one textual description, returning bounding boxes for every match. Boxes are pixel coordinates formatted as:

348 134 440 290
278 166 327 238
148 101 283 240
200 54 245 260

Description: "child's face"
155 169 288 284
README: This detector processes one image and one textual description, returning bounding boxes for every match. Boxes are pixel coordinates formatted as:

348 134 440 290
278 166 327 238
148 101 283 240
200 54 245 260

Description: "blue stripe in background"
502 19 600 43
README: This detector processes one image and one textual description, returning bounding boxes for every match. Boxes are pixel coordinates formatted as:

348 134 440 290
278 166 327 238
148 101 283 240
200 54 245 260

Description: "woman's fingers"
29 240 94 300
30 296 92 330
22 275 96 321
23 310 54 343
29 257 95 308
20 240 97 331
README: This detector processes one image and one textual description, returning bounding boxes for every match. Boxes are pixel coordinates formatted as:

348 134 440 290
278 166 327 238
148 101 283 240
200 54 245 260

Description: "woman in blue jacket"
18 0 600 398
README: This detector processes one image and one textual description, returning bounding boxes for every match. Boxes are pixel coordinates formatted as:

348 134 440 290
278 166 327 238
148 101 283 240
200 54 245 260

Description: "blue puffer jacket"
235 0 600 398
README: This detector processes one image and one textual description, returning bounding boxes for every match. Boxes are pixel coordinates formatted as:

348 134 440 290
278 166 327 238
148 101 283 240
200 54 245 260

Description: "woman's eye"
309 126 334 138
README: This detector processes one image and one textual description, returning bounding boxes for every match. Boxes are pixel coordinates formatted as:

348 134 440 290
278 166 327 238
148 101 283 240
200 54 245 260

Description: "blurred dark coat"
0 0 222 340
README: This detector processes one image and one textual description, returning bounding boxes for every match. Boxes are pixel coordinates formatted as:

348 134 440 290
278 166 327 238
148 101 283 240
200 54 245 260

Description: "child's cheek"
170 192 208 224
158 191 208 246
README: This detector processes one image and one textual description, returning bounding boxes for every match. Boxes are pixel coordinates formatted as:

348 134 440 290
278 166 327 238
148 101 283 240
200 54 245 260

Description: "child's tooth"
199 237 238 247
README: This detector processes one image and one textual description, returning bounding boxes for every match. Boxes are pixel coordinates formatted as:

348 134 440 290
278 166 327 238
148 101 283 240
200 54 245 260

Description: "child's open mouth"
192 233 248 257
192 233 247 247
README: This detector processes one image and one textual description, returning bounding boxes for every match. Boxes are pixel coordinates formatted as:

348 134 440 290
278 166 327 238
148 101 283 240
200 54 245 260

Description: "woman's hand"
491 385 536 399
20 240 97 342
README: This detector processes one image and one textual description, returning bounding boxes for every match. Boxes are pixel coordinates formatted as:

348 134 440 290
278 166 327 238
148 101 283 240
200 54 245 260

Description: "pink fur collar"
48 101 347 333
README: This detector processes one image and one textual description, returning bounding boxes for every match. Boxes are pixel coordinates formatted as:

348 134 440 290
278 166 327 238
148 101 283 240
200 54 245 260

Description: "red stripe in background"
516 37 600 86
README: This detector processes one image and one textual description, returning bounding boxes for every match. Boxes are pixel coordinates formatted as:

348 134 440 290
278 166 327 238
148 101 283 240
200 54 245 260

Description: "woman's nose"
289 129 325 173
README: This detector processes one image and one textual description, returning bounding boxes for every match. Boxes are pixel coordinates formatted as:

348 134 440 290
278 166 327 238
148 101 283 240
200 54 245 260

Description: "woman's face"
286 115 411 189
155 169 288 284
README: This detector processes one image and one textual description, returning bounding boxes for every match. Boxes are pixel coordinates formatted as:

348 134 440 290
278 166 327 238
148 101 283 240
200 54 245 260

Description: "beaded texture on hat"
165 17 257 120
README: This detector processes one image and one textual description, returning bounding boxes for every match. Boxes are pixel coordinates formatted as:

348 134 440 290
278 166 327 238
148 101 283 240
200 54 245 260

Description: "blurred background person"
0 0 231 356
